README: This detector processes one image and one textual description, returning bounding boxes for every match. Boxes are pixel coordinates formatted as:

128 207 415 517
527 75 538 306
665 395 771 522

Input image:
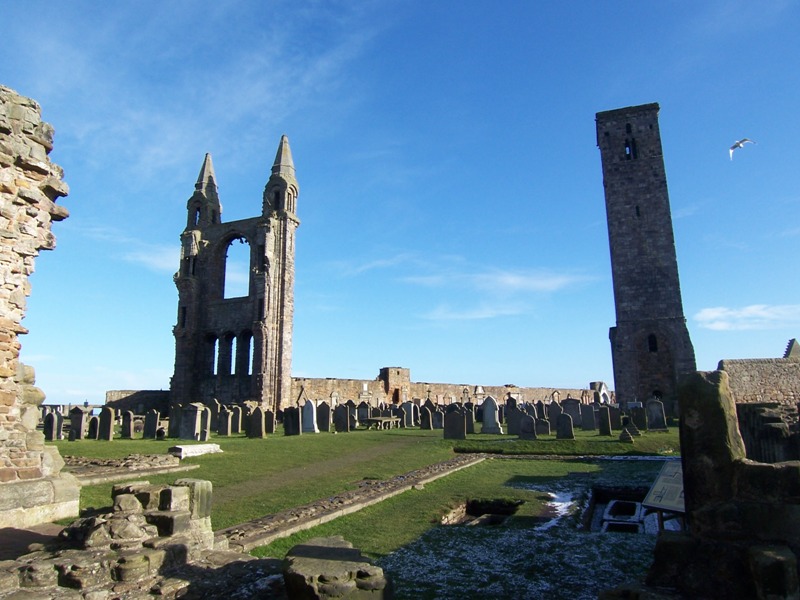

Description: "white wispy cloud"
421 303 526 321
332 253 417 276
75 224 178 273
405 269 592 294
694 304 800 330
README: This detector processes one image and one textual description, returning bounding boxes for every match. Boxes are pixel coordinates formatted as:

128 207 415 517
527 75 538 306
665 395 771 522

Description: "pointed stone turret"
784 338 800 359
195 153 220 201
186 153 222 229
263 135 299 216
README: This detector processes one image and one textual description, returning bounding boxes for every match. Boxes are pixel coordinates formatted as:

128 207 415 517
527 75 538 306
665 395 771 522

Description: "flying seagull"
729 138 756 160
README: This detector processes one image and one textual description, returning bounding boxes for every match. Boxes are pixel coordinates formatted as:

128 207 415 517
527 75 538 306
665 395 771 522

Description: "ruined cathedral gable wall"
719 358 800 404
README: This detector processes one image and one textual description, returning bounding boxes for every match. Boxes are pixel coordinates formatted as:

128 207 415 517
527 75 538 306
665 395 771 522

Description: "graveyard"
38 412 681 599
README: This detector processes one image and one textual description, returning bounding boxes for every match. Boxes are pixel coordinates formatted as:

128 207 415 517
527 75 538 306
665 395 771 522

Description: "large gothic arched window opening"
224 236 251 299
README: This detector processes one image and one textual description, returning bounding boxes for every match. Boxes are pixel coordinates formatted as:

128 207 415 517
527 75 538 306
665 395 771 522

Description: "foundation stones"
283 536 392 600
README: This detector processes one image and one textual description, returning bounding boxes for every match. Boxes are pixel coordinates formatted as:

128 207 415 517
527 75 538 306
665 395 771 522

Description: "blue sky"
3 1 799 404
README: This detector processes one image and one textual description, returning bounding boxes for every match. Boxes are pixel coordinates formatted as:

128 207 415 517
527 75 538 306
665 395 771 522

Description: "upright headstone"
333 404 350 433
432 409 445 430
608 406 622 430
646 398 668 431
631 406 647 431
598 405 613 436
481 396 503 435
317 401 331 432
168 402 182 438
248 407 266 439
209 398 221 432
519 414 537 440
231 405 243 434
357 401 370 424
99 406 115 441
535 400 546 420
143 409 160 439
555 413 575 440
43 412 59 441
265 409 276 434
121 411 135 439
443 411 467 440
505 395 517 411
284 406 301 436
200 407 212 439
69 407 88 441
412 403 420 426
535 418 551 436
547 401 563 425
401 401 414 428
465 409 475 434
302 401 319 433
561 398 582 428
86 416 99 440
506 407 523 436
217 406 232 436
179 403 203 440
580 404 596 432
420 406 433 430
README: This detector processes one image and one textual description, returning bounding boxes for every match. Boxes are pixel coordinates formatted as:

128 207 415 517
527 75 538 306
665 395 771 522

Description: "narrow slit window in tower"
648 334 658 353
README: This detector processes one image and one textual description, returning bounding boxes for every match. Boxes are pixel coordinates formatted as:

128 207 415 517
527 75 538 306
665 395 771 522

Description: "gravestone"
506 395 517 411
646 398 668 431
156 427 166 440
99 406 115 441
412 403 420 426
231 405 243 434
535 418 550 436
333 405 350 433
424 399 436 415
43 412 61 441
443 411 467 440
535 400 546 420
143 409 160 439
265 410 276 434
420 406 432 430
465 409 475 434
284 406 301 436
302 401 319 433
519 414 537 440
506 407 523 436
555 413 575 440
357 401 370 423
217 406 232 436
432 409 444 430
209 398 221 432
609 406 622 430
87 416 99 440
524 403 538 419
561 398 582 428
168 402 182 438
179 403 204 440
121 411 135 439
401 402 414 428
69 407 88 441
481 396 503 435
580 404 596 431
200 407 212 438
248 407 266 439
199 428 210 442
598 405 613 436
631 406 647 431
317 401 331 432
547 401 562 424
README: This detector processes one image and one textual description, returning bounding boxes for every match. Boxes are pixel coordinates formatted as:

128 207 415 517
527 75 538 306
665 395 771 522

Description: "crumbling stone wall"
719 357 800 404
0 85 78 526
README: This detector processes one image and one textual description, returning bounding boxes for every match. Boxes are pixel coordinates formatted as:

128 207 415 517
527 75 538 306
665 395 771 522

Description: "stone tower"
171 136 299 415
595 103 695 415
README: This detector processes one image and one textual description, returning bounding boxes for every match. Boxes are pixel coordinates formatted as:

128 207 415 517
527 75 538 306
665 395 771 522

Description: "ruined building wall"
719 357 800 405
0 85 79 526
596 103 696 416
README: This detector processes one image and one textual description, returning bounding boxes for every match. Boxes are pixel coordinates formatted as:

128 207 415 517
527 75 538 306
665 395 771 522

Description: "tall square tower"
596 103 695 415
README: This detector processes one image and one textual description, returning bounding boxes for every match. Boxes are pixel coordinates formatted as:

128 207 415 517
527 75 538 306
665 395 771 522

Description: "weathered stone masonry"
0 85 79 527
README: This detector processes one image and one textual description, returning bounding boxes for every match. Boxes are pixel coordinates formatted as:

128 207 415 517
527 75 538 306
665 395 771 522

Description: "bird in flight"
729 138 756 160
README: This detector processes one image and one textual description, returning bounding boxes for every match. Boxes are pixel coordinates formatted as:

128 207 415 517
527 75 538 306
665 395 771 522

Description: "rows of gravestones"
39 395 669 444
